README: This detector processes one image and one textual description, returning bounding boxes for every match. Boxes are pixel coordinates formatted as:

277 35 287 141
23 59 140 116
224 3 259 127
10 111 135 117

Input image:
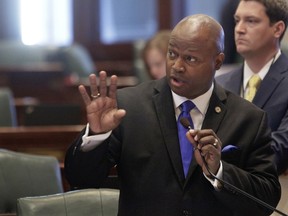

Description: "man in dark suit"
65 14 280 215
216 0 288 175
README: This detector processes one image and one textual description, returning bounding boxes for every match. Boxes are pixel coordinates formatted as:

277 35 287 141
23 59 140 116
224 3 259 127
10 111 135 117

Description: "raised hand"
78 71 126 134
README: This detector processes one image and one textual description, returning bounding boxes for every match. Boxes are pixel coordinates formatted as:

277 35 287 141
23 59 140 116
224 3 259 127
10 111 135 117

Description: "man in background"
217 0 288 175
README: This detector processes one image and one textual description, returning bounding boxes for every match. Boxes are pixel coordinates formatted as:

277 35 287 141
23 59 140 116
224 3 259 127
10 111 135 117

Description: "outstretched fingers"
89 73 99 98
79 85 91 106
109 75 118 99
98 71 108 98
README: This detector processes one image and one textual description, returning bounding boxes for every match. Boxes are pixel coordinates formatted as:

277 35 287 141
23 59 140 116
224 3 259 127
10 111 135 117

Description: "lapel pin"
215 106 221 113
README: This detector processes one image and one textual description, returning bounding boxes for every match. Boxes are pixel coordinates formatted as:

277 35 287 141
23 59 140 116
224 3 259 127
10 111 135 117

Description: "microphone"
180 117 288 216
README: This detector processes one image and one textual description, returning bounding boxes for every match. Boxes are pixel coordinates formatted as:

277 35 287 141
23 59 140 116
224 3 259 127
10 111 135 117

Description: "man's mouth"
170 75 186 87
236 38 247 44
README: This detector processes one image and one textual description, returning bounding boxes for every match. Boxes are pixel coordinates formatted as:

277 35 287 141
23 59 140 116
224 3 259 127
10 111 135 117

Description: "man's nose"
172 58 185 72
235 20 246 33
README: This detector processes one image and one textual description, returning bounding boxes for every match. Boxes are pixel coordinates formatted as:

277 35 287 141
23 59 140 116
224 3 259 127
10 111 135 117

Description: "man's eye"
247 18 259 25
168 51 176 58
186 56 197 62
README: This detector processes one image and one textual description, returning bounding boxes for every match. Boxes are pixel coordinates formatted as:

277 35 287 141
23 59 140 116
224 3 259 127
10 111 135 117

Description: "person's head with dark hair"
234 0 287 62
142 30 171 79
241 0 288 40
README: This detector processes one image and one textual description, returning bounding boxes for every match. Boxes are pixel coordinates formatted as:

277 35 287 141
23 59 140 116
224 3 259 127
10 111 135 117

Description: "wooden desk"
0 125 83 161
0 62 64 73
0 214 16 216
66 75 139 88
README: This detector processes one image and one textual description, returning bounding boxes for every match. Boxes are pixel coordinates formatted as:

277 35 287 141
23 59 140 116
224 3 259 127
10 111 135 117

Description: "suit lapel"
202 84 227 131
222 67 243 95
152 79 186 185
253 54 288 107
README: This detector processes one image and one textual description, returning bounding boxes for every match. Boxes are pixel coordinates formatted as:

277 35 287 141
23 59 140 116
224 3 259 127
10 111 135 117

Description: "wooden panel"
0 61 136 102
0 125 83 161
0 63 68 104
0 214 16 216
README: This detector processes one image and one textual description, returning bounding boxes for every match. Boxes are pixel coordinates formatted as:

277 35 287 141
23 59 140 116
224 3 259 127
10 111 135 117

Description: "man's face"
234 1 277 58
166 24 223 99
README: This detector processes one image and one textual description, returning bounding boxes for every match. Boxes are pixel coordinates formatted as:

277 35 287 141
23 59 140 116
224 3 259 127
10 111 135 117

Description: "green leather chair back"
0 149 63 213
58 43 96 78
17 188 119 216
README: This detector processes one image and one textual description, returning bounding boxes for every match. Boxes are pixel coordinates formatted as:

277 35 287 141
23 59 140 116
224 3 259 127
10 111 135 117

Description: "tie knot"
248 74 261 88
181 100 195 113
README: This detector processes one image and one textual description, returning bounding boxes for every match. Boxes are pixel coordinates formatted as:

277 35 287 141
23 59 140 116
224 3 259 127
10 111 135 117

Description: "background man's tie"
177 100 195 177
245 74 261 102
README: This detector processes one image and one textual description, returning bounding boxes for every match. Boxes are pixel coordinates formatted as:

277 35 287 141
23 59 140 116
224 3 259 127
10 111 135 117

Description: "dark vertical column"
170 0 185 28
158 0 173 30
72 0 99 44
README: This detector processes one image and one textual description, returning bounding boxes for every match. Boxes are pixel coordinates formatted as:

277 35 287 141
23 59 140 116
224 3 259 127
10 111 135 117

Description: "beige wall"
271 174 288 216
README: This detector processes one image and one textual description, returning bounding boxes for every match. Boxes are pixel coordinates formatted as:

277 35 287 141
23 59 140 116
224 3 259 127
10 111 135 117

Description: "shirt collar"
243 49 281 89
172 83 214 116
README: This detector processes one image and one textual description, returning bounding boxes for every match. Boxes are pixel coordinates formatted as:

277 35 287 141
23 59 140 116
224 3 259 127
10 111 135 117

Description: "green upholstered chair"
0 149 63 213
17 188 119 216
58 43 96 78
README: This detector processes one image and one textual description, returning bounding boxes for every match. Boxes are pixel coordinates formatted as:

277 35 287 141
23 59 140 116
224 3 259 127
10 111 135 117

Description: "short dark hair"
242 0 288 40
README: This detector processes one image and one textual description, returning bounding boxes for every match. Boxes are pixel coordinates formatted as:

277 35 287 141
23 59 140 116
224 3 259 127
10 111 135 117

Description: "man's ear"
215 53 225 70
274 20 285 39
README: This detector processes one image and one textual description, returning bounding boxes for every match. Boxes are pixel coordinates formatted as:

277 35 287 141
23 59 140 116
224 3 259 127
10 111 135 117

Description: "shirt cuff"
80 123 112 152
204 161 223 191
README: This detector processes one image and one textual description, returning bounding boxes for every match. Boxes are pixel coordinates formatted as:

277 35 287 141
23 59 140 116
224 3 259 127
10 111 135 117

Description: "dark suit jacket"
65 78 280 216
216 53 288 174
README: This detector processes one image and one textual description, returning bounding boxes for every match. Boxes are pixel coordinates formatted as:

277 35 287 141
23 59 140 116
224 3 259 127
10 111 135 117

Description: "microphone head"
180 118 191 129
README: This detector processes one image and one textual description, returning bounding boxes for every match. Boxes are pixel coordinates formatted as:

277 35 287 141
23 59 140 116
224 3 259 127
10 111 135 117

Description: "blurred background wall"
0 0 240 67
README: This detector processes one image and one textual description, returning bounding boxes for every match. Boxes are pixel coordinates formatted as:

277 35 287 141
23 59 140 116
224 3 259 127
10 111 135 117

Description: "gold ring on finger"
91 93 100 99
213 139 218 147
